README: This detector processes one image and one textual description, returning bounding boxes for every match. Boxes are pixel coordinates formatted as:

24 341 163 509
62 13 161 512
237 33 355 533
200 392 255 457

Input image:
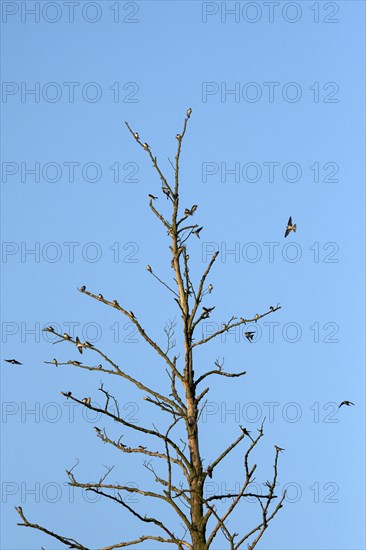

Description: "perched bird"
63 333 71 340
240 317 246 324
162 187 170 199
64 391 72 398
193 226 203 238
52 358 58 367
133 132 139 140
148 194 158 201
208 284 213 293
269 305 274 311
47 326 54 332
129 311 135 318
82 397 91 406
284 216 297 238
97 364 103 369
275 445 285 452
97 294 104 300
84 341 93 348
80 285 86 292
339 401 355 408
94 427 102 434
187 107 192 117
138 445 147 450
146 265 152 272
245 332 255 342
113 300 119 307
206 466 213 479
176 133 181 140
240 426 251 436
75 336 83 354
5 359 22 365
71 360 82 366
254 314 259 322
222 323 228 330
143 143 149 149
185 205 198 216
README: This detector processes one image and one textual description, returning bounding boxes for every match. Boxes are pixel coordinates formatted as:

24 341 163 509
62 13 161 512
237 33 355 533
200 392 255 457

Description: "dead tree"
16 109 286 550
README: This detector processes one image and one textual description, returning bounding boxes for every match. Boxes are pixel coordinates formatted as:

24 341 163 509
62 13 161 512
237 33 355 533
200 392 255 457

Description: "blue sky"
1 1 365 549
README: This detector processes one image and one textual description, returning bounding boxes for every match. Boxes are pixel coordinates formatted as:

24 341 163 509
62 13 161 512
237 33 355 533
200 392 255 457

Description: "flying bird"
245 332 255 342
284 216 297 238
5 359 22 365
148 194 158 201
193 226 203 238
75 336 83 354
339 401 355 408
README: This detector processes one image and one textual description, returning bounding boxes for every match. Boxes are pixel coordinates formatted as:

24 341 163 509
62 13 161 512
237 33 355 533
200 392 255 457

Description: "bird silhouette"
148 194 158 200
5 359 22 365
245 332 255 342
339 401 355 408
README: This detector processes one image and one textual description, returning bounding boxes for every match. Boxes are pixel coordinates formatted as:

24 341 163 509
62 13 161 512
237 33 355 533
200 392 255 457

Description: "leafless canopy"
16 110 285 550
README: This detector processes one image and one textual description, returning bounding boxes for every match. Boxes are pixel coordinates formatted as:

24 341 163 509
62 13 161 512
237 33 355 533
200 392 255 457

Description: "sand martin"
339 401 355 408
245 332 255 342
284 216 297 238
75 336 83 354
193 226 203 238
5 359 22 365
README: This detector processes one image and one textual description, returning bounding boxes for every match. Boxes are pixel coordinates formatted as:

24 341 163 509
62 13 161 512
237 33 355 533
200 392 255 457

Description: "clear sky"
1 1 365 549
